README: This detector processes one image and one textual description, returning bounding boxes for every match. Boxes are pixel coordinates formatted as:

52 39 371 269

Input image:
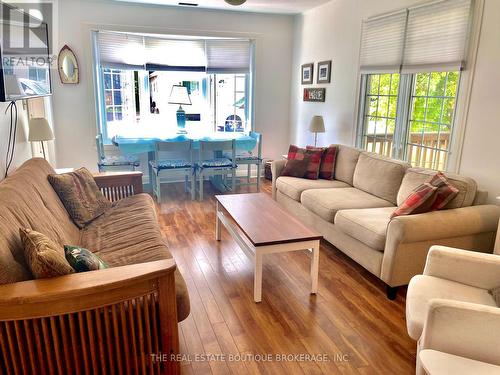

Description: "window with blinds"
95 31 252 74
357 0 473 171
92 31 254 140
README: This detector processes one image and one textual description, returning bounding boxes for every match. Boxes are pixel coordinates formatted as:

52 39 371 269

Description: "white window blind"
144 37 206 71
206 39 251 74
359 10 407 73
96 31 252 74
359 0 472 74
97 31 145 70
402 0 472 73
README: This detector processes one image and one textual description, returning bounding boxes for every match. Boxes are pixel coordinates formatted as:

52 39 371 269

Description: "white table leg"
254 250 263 303
215 202 222 241
311 241 320 294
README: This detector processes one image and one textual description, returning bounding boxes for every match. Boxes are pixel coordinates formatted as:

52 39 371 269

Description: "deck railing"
365 132 450 171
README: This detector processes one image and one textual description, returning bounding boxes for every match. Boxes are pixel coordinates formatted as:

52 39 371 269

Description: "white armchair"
406 245 500 374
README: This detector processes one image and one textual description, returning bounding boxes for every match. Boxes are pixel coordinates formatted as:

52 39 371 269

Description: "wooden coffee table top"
215 193 322 247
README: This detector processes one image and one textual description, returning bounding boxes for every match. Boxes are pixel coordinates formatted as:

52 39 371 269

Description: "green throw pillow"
64 245 109 272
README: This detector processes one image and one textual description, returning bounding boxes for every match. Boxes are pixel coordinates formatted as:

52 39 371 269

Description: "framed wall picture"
317 60 332 84
303 88 326 102
301 63 314 85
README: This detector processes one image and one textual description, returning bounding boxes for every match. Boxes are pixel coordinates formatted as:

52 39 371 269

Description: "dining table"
111 131 258 191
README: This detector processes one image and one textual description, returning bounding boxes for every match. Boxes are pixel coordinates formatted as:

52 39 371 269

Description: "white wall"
51 0 294 171
290 0 500 201
0 103 31 179
458 0 500 202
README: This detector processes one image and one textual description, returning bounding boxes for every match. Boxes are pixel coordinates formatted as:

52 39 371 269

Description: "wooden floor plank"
158 180 416 374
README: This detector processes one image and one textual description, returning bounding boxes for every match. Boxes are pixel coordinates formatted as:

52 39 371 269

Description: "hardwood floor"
156 179 417 375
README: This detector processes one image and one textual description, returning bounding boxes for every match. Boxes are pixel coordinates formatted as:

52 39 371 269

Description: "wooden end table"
215 193 322 302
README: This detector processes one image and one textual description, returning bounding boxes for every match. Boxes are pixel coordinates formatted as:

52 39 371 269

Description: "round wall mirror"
58 45 79 84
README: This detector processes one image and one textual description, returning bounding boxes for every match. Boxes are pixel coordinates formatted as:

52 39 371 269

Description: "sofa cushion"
48 168 112 228
284 145 323 180
20 228 75 279
0 159 81 285
276 176 350 202
406 275 497 340
353 152 410 204
65 245 109 272
333 145 361 185
301 187 394 223
397 168 477 209
307 145 338 180
80 193 190 321
335 207 396 251
392 183 439 218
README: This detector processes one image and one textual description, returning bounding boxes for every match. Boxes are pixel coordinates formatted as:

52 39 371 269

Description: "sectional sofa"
272 145 500 299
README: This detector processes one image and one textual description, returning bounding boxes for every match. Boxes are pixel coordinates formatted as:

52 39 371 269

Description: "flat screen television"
0 3 52 102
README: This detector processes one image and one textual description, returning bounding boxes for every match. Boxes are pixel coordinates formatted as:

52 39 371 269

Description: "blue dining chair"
196 139 236 201
96 133 140 172
224 131 262 192
149 140 195 202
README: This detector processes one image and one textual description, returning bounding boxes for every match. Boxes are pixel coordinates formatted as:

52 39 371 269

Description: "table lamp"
168 85 191 134
309 115 325 147
29 117 54 159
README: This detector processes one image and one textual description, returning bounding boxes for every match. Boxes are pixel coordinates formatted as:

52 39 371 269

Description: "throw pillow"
64 245 109 272
489 286 500 307
48 168 112 228
307 145 338 180
20 228 75 279
429 172 460 210
391 183 438 218
283 145 323 180
281 157 311 178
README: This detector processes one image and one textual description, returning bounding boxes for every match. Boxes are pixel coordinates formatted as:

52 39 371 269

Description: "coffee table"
215 193 322 302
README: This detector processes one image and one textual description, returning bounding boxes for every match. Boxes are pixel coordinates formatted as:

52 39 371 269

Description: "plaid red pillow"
306 145 338 180
391 183 438 218
428 172 459 210
284 145 322 180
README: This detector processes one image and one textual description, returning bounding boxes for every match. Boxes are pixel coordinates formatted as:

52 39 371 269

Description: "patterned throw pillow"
19 228 75 279
283 145 323 180
64 245 109 272
48 168 112 228
429 172 460 210
307 145 338 180
391 183 438 218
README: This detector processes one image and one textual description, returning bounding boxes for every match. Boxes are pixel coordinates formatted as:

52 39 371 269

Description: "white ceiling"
113 0 331 14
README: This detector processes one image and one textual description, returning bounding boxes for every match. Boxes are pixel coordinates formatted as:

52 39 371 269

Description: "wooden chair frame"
0 172 181 375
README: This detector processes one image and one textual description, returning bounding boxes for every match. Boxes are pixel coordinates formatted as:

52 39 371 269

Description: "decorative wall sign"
303 88 326 102
317 60 332 84
301 63 314 85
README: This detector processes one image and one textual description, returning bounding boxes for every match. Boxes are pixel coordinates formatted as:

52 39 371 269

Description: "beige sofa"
272 145 500 298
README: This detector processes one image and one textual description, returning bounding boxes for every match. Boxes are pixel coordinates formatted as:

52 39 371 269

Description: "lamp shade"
29 118 54 141
309 116 325 133
168 85 191 106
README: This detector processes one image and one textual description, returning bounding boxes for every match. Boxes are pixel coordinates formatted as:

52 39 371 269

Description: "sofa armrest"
423 246 500 290
388 205 500 243
271 159 287 199
94 171 143 202
0 260 180 374
381 205 500 287
420 299 500 366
